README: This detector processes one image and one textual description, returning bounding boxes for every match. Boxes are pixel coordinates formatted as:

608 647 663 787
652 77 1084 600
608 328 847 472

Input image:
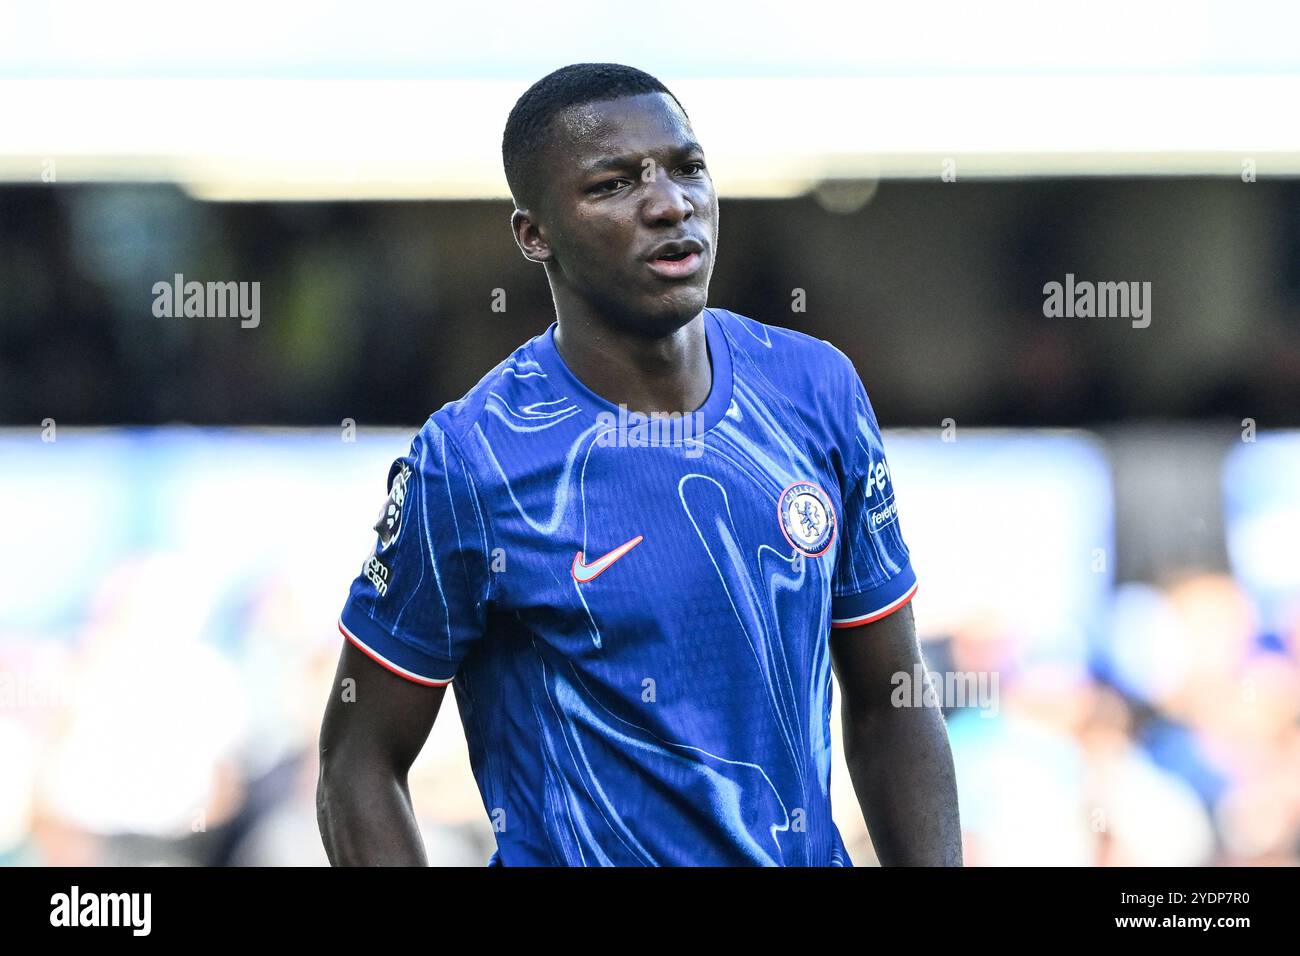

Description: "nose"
641 172 694 224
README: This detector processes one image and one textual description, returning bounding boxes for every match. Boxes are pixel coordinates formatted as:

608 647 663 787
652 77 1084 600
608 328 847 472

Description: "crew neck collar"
532 308 734 433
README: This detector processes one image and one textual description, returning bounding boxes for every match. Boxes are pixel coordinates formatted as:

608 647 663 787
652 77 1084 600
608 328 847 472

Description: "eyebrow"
582 141 705 175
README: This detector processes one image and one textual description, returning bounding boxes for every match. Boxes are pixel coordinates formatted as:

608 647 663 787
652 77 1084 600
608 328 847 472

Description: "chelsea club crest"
777 480 836 558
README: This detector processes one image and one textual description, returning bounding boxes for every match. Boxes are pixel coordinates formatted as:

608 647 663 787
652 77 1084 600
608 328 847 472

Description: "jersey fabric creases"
338 306 918 866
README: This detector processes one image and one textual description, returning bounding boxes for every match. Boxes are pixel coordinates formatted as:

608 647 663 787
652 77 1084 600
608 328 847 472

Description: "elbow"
315 759 338 863
315 742 355 835
317 742 406 804
315 743 360 811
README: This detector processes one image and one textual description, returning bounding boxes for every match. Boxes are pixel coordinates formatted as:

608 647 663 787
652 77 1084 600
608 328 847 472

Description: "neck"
552 308 711 417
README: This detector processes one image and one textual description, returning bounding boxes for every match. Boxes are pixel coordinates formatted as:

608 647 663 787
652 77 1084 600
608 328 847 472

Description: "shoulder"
408 329 552 476
709 306 862 407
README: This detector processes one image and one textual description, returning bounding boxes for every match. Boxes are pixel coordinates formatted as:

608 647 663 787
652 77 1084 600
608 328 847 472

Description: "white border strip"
5 76 1300 198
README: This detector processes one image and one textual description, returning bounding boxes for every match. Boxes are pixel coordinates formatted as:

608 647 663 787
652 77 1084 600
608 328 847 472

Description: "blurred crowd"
883 572 1300 865
1 561 1295 866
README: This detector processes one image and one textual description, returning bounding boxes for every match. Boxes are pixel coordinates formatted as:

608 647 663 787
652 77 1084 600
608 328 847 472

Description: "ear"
511 208 553 264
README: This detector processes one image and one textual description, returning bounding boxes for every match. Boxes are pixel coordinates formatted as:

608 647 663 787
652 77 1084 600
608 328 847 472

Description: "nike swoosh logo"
571 534 644 584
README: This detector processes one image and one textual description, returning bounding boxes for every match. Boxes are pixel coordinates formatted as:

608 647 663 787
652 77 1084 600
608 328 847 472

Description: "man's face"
516 92 718 334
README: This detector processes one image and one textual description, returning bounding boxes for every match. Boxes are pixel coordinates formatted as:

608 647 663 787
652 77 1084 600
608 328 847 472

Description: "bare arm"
316 639 448 865
830 603 962 866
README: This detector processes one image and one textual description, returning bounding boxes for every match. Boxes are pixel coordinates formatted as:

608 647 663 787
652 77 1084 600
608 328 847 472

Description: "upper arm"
826 346 923 714
829 348 918 628
830 602 920 716
322 418 492 773
337 419 493 685
319 637 449 777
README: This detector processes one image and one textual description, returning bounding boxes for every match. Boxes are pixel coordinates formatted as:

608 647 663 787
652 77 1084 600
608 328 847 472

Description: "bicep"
319 637 449 777
830 602 920 714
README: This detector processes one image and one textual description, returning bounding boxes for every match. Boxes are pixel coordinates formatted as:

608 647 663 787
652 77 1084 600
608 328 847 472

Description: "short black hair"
502 62 689 212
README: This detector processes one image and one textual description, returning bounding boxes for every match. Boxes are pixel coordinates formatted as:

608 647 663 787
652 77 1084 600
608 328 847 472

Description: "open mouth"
647 249 704 279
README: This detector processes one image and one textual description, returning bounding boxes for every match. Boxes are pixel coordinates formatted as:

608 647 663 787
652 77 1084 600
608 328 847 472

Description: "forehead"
547 92 695 168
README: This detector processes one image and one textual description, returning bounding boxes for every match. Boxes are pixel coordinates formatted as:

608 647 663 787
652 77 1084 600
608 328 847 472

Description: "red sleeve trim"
830 582 918 629
338 620 454 686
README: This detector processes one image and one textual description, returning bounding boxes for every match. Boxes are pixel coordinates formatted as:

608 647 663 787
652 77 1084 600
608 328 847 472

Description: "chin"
642 285 709 328
594 280 709 338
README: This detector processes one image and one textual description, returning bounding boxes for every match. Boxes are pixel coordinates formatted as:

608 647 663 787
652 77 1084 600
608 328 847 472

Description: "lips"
646 238 707 280
647 238 704 261
647 250 705 279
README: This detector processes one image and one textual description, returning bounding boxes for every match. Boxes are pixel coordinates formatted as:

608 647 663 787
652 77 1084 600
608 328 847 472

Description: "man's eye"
591 179 628 194
680 162 706 176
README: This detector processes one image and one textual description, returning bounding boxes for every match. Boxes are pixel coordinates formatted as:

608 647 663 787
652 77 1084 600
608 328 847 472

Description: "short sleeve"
338 420 493 684
830 359 918 628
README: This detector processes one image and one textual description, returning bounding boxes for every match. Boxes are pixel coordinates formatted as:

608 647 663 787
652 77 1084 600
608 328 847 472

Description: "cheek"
566 214 635 270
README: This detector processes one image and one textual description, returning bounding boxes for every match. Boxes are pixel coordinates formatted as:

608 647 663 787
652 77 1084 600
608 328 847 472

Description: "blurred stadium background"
2 1 1299 865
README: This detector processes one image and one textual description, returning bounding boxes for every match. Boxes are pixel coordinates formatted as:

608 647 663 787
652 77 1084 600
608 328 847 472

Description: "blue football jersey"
339 307 917 866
